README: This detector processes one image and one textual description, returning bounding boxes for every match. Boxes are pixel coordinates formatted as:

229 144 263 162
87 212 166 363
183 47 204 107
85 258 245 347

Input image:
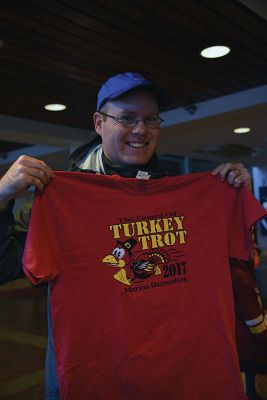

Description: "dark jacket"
230 258 267 370
0 201 26 284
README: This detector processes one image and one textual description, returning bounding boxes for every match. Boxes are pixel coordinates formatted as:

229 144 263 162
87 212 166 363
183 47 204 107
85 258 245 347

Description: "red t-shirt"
23 171 266 400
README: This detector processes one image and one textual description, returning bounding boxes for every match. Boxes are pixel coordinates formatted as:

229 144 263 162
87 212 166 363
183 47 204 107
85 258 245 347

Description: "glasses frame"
100 112 164 128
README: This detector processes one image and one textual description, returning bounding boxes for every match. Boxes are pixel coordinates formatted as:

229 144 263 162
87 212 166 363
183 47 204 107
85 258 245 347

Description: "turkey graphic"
102 238 170 286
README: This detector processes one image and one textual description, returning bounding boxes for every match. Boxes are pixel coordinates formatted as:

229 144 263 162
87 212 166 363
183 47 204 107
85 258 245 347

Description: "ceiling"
0 0 267 172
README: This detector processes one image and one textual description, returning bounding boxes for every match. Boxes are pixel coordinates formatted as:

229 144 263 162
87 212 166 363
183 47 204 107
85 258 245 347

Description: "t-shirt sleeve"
22 190 61 285
229 188 267 260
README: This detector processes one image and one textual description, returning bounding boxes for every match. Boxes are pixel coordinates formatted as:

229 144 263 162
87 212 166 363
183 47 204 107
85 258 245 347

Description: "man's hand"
0 155 55 210
211 162 251 189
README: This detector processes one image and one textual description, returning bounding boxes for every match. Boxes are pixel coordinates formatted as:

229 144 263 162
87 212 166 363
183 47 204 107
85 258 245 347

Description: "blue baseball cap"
97 72 170 111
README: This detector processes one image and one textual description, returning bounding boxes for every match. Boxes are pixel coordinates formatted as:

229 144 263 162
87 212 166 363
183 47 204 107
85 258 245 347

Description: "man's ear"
93 112 103 136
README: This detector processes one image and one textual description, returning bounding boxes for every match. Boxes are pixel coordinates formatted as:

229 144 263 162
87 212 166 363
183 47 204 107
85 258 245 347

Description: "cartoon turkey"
102 238 170 286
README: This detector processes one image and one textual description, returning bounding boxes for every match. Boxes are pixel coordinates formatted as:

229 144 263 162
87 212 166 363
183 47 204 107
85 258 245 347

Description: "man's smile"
126 141 148 148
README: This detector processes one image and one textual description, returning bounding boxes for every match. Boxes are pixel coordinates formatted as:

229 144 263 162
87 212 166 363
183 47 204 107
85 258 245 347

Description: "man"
0 72 257 399
0 73 250 284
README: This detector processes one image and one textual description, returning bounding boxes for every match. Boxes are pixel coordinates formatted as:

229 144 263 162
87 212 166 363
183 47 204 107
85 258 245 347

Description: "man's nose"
132 119 146 134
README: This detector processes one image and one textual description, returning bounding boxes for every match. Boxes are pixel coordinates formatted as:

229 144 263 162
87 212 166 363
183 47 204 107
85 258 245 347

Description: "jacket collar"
68 135 165 178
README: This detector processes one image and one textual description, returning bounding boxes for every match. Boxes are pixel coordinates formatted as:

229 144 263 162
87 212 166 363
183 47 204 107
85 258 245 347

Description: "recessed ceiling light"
44 103 66 111
233 127 251 134
200 46 230 59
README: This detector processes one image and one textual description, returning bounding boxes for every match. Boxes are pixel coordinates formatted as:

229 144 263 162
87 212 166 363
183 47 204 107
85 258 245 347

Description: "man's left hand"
211 163 251 188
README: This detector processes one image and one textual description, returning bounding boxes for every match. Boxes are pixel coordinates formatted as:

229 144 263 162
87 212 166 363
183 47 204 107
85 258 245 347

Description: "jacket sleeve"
237 280 267 352
0 199 30 284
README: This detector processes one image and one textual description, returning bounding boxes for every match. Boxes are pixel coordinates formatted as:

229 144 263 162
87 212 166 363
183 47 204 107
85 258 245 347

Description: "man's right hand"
0 155 55 210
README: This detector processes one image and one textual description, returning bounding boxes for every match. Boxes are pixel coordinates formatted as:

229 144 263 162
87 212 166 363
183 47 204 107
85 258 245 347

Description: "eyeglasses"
100 112 163 128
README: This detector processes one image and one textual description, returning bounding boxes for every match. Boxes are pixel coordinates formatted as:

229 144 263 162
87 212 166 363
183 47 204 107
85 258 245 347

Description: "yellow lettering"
173 216 184 230
151 234 165 248
122 223 135 237
109 224 122 239
136 221 149 236
110 216 187 249
138 235 150 250
148 220 157 234
164 232 176 246
176 230 187 244
162 218 174 232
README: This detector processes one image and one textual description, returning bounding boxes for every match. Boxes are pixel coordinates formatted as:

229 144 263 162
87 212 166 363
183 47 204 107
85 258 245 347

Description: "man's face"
93 89 160 166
